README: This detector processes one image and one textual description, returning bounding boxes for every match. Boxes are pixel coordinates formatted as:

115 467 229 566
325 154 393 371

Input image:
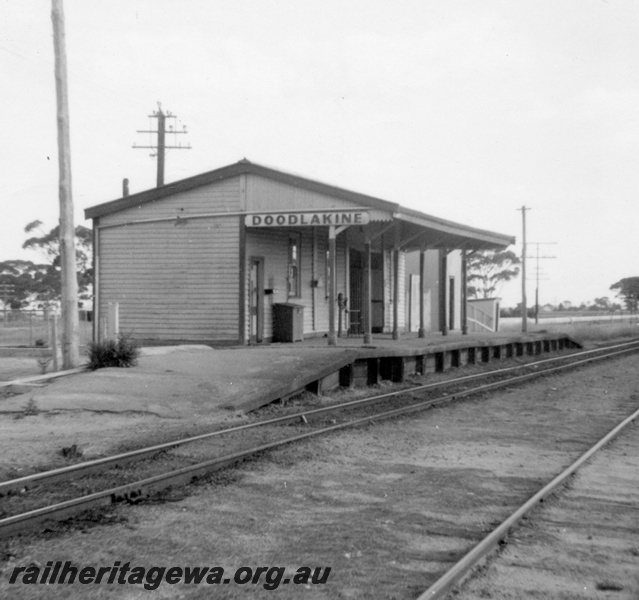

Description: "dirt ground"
0 344 356 480
0 340 584 481
0 358 46 382
453 424 639 600
1 353 638 599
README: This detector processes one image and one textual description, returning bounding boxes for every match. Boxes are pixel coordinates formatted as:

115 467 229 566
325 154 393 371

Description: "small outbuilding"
85 160 515 346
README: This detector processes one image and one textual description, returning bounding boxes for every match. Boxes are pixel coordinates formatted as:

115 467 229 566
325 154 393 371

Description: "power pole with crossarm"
517 205 530 333
133 103 190 187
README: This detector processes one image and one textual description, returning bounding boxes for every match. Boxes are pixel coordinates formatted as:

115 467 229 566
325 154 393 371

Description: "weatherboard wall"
244 227 347 342
98 178 242 226
242 174 374 341
92 171 424 344
96 179 242 344
405 249 462 333
448 251 462 331
244 174 392 222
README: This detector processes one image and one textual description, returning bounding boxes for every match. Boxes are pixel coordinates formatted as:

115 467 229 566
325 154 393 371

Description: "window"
288 234 301 297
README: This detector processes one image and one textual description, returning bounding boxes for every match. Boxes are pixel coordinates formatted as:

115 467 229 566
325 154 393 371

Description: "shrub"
23 398 40 416
36 356 52 374
87 334 140 370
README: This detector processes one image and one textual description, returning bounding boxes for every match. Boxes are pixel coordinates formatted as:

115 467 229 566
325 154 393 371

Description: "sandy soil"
0 358 46 382
0 344 354 479
1 353 637 599
453 424 639 600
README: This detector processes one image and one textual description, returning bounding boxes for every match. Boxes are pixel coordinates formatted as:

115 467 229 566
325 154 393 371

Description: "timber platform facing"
252 331 582 410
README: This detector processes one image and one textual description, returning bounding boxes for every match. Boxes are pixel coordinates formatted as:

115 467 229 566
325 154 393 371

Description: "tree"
588 296 619 312
0 260 49 308
499 303 535 319
6 220 93 307
610 277 639 313
589 296 612 311
467 249 520 299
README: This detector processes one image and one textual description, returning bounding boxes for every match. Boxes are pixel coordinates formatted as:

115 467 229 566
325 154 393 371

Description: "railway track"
417 399 639 600
1 338 639 540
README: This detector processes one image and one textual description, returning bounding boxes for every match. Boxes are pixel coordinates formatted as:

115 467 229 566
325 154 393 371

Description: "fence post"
47 311 52 348
100 316 107 343
49 315 60 372
107 302 119 340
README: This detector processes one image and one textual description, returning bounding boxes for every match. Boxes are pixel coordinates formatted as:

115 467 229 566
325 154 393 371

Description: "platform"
1 330 581 416
250 330 581 408
0 331 582 476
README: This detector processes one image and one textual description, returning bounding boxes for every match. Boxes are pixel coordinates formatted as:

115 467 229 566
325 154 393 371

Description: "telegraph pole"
530 242 557 323
535 243 541 324
133 103 190 187
51 0 80 368
517 206 530 333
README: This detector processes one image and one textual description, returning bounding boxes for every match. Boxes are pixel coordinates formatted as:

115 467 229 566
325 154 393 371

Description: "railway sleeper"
112 488 148 505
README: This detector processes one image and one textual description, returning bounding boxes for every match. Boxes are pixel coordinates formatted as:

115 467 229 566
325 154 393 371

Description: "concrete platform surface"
0 345 359 419
294 330 558 353
0 330 575 420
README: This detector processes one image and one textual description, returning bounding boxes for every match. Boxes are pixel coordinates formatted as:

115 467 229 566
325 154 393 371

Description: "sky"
1 0 638 307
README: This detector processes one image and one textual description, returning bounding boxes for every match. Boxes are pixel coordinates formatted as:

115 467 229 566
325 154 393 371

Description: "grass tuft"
87 334 139 370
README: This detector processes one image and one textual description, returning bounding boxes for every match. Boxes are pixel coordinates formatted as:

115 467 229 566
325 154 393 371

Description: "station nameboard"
245 211 370 227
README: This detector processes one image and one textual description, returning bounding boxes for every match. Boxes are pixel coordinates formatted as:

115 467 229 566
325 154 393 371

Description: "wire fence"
0 309 93 347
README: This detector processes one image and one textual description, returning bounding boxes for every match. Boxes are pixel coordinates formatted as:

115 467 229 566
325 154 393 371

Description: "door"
371 253 384 333
249 257 264 343
348 249 363 334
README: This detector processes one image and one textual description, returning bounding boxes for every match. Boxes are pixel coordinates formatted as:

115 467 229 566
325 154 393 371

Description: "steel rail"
1 342 638 537
1 339 639 497
416 405 639 600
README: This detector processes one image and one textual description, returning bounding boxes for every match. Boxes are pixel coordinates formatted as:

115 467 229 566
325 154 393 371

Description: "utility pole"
51 0 80 369
530 242 557 323
133 103 190 187
517 206 530 333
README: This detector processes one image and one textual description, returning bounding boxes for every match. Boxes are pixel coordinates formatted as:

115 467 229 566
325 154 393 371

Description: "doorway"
348 250 363 334
249 257 264 343
449 276 455 331
371 252 384 332
349 249 384 334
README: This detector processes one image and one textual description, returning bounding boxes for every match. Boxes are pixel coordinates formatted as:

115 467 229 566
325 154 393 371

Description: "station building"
85 160 515 346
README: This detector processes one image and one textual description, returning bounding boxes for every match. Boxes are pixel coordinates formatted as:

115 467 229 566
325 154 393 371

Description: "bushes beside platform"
87 334 139 370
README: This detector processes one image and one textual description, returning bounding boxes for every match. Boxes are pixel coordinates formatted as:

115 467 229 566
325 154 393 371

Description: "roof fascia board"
83 159 514 250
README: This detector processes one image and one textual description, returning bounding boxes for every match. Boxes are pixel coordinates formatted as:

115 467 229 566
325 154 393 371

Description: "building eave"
84 159 516 250
396 207 516 250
